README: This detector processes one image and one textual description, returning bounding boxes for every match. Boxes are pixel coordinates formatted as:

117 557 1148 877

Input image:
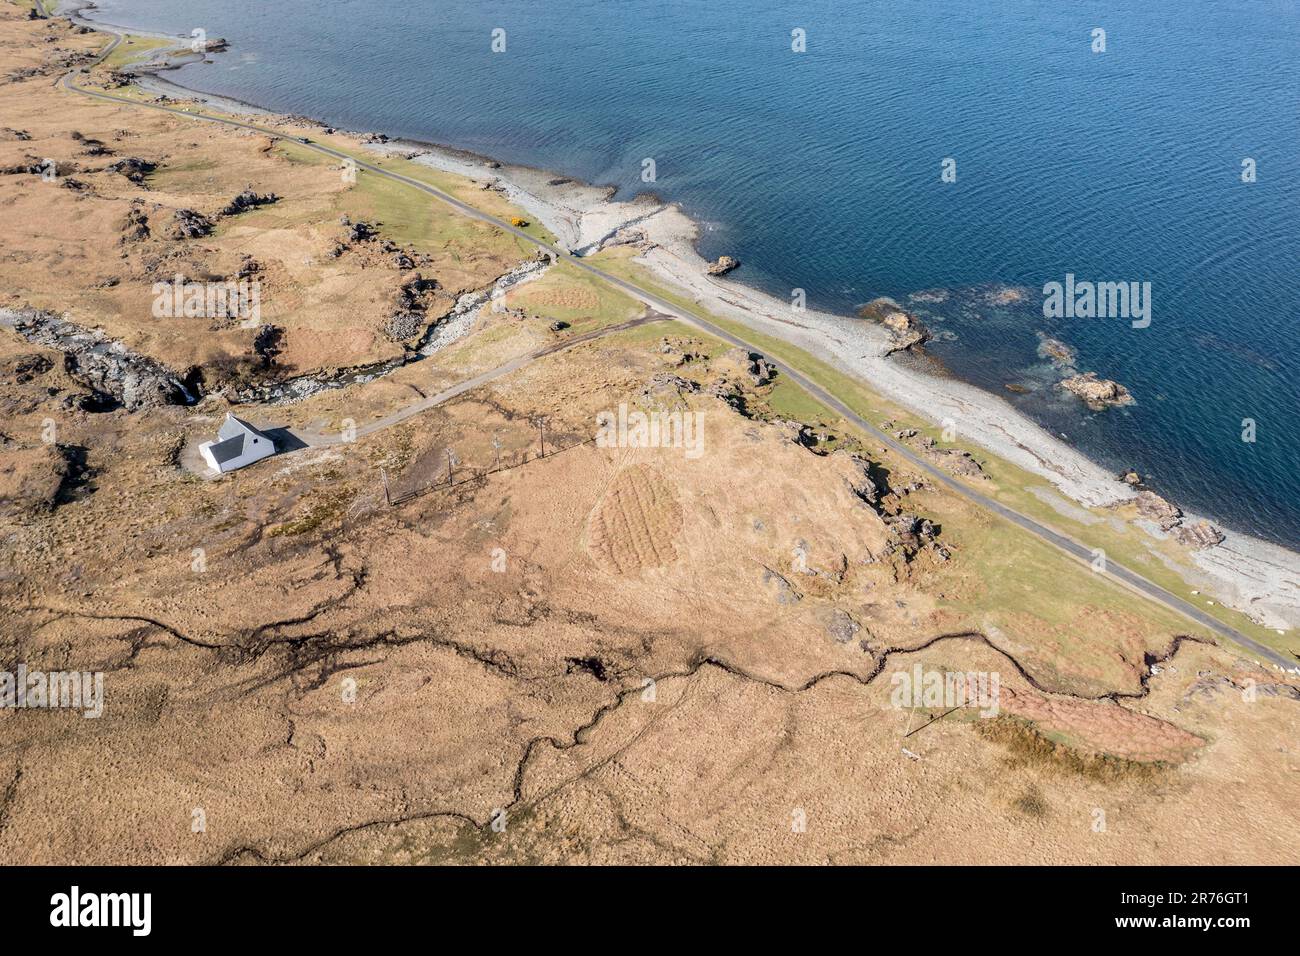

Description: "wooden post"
381 468 390 506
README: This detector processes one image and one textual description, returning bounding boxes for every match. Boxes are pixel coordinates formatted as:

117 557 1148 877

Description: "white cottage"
199 413 275 474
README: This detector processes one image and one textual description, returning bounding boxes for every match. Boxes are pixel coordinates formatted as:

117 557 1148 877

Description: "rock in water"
1058 371 1135 410
857 297 932 355
706 255 740 276
1037 335 1077 367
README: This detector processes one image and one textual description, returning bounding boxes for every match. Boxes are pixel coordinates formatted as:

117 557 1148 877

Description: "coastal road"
59 30 1294 671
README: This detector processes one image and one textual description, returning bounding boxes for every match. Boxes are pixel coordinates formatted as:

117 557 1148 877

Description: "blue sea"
85 0 1300 548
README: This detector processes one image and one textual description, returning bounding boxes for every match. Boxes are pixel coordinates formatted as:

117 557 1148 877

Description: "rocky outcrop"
219 188 279 217
0 158 51 176
1135 490 1182 530
918 436 985 479
1131 489 1224 549
640 372 700 401
840 452 949 563
1175 520 1226 549
1058 372 1134 410
341 216 377 243
106 156 156 184
775 419 819 450
0 309 192 411
119 202 150 243
383 273 440 343
706 255 740 276
857 298 931 355
746 353 776 387
167 208 213 240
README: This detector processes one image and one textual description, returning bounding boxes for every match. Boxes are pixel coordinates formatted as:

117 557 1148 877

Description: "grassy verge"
504 259 643 335
102 35 178 70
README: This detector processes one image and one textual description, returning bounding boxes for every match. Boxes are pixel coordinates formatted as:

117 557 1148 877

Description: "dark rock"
167 208 213 240
119 203 150 242
219 188 278 217
346 219 377 243
105 156 156 184
252 325 283 369
0 352 53 384
746 353 776 387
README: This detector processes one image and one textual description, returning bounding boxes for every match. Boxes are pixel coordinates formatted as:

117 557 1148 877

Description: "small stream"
224 257 549 406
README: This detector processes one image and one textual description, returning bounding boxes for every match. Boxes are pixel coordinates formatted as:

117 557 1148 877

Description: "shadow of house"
260 427 307 452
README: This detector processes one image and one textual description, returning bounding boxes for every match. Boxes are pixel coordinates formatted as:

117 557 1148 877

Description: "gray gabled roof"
206 433 247 465
217 413 268 443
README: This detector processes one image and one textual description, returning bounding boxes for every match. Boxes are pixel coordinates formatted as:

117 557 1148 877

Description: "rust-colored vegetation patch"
976 708 1193 782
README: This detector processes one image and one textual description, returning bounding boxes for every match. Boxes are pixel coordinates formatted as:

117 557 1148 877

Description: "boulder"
167 208 213 240
746 353 776 387
345 219 377 243
119 203 150 242
858 298 931 354
1175 520 1226 549
1135 490 1182 531
706 255 740 276
219 188 278 217
1058 371 1134 410
106 156 156 184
